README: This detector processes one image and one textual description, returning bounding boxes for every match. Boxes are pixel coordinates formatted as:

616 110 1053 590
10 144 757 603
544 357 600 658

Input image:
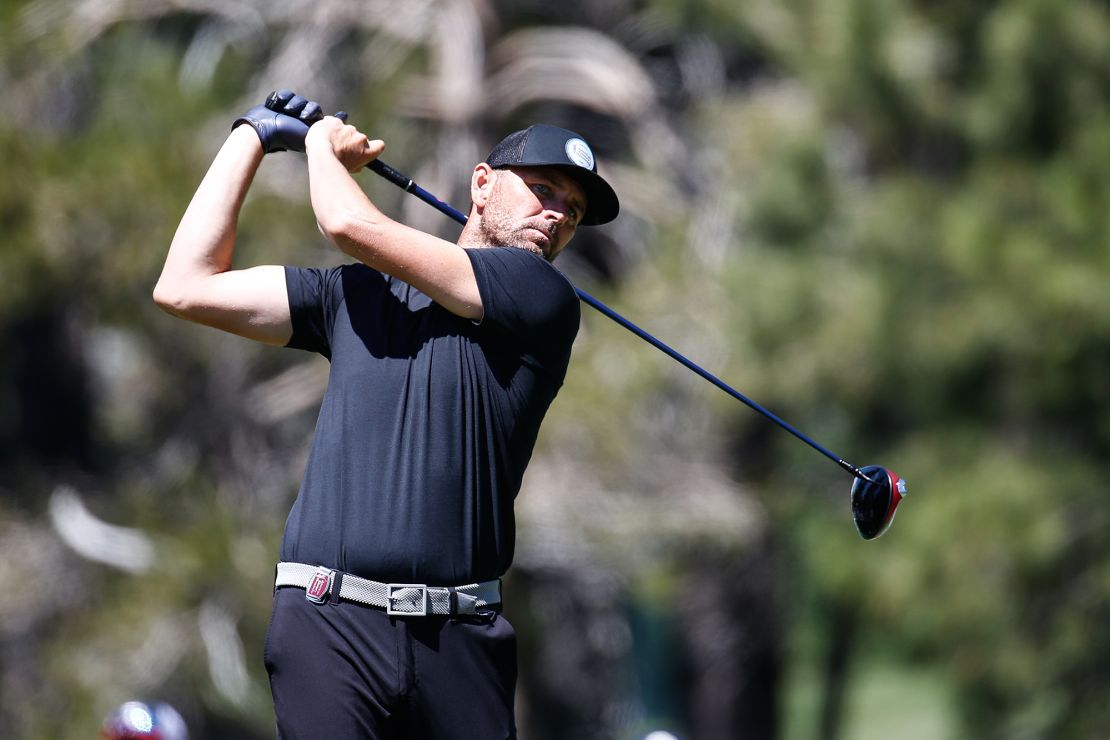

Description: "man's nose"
543 203 569 226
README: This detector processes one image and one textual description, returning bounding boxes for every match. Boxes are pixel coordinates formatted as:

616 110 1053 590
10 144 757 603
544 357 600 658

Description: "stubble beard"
477 179 553 260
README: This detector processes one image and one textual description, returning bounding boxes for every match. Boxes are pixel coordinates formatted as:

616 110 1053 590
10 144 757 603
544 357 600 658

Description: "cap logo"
565 138 595 171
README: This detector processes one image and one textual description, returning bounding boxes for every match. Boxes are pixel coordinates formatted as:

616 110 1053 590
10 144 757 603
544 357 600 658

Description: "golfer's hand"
233 90 324 154
305 116 385 173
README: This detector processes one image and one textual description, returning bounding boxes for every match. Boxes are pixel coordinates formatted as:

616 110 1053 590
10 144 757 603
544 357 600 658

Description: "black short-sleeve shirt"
281 247 579 584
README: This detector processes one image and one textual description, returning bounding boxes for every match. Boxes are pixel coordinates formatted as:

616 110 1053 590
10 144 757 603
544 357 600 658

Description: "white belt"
274 562 501 616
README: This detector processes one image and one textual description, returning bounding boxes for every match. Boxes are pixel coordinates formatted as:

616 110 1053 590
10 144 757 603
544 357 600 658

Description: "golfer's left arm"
304 118 483 320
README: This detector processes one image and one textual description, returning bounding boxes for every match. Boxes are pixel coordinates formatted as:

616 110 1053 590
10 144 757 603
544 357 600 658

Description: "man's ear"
471 163 495 210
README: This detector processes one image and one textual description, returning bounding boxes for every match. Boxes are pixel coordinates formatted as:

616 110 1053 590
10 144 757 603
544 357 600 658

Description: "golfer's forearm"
154 126 263 307
306 144 390 244
307 147 483 319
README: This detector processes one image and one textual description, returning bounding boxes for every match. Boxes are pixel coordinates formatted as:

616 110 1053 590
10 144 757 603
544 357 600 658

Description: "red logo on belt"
306 567 333 604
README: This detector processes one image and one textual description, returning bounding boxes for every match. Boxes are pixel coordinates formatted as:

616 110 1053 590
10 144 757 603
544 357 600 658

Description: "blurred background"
2 0 1109 737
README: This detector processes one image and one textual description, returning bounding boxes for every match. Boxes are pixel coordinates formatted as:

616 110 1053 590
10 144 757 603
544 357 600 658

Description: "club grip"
367 159 414 192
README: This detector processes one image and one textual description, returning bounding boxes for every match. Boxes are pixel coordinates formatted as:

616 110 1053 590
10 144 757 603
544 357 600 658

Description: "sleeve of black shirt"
463 248 581 341
466 247 581 367
284 265 345 359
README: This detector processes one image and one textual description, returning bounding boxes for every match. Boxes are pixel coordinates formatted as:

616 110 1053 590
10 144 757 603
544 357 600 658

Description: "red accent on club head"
886 469 904 515
876 467 906 537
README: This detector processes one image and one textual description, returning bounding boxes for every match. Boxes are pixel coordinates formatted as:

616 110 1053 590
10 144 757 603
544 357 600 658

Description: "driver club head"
851 465 907 540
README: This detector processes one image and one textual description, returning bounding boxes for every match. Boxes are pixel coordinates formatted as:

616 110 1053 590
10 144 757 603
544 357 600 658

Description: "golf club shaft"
365 159 868 482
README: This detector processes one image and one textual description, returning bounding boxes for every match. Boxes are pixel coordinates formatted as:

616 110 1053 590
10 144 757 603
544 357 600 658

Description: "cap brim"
568 167 620 225
495 162 618 225
544 165 619 225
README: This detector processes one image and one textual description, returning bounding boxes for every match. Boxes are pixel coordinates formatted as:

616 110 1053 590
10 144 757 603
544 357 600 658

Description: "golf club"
287 97 906 538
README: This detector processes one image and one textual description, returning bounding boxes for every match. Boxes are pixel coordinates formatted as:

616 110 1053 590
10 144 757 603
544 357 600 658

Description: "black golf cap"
486 124 619 225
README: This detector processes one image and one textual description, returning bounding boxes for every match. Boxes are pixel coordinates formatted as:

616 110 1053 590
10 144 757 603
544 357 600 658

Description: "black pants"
264 587 518 739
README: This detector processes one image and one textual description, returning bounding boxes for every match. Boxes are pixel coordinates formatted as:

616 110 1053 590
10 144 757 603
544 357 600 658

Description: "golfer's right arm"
153 125 293 345
304 118 484 320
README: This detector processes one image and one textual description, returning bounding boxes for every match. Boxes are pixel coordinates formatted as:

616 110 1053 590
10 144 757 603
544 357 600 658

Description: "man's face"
477 166 587 261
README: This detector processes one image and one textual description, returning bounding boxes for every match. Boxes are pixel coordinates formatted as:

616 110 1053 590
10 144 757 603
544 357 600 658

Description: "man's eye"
531 183 550 196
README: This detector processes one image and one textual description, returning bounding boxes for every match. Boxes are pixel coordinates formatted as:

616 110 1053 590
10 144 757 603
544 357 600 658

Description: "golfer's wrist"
229 122 265 156
304 122 334 157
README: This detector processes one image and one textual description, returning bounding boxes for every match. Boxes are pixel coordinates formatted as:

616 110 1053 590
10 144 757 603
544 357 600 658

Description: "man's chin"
505 231 549 258
511 241 546 258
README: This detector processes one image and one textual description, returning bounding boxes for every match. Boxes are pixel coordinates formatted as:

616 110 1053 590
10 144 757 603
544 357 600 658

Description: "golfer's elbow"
152 275 200 319
315 206 367 246
152 278 184 317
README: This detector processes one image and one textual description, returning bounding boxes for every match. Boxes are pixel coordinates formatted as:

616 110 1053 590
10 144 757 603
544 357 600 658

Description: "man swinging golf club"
154 90 618 738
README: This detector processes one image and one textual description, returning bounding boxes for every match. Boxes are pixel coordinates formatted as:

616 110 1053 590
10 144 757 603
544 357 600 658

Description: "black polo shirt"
280 247 579 584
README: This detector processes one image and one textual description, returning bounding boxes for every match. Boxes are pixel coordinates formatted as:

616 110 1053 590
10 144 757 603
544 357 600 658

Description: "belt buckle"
305 566 335 604
387 584 428 616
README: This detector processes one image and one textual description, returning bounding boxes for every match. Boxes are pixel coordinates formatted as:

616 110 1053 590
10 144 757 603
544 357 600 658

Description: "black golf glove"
232 90 325 153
